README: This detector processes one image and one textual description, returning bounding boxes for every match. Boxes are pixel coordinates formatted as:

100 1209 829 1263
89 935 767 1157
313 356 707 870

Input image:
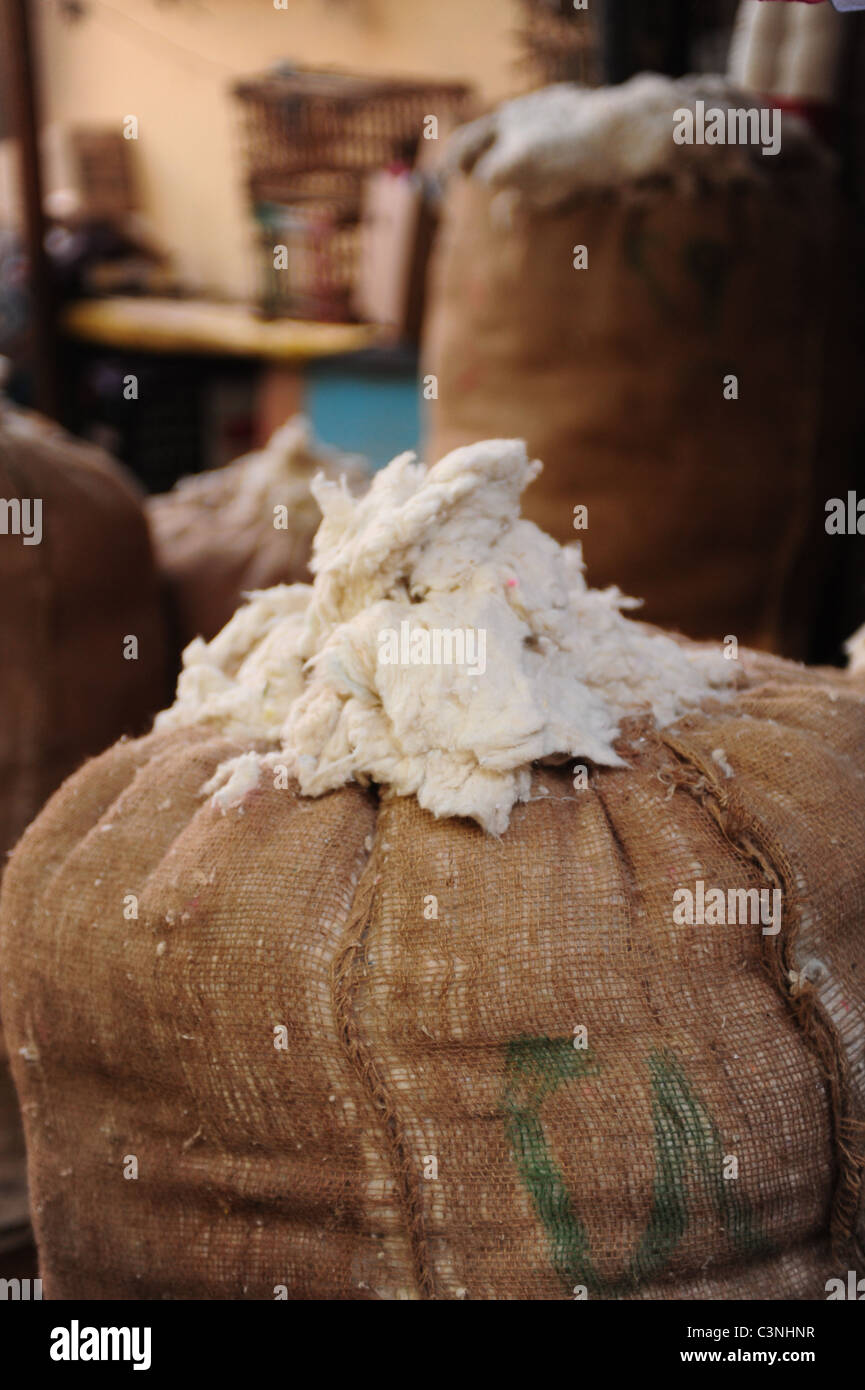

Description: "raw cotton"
158 439 737 834
846 622 865 675
147 416 368 648
1 654 864 1299
446 74 828 210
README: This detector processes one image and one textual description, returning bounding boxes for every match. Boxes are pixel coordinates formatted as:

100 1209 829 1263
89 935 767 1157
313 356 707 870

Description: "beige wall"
34 0 522 300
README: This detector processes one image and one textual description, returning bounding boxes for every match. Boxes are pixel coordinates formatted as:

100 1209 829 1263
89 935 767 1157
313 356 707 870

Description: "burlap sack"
0 403 169 1247
147 419 368 650
0 406 168 858
424 177 860 658
0 1029 27 1250
1 651 863 1300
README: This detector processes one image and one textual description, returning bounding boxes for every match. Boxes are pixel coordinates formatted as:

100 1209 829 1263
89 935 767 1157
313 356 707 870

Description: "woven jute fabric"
423 178 862 658
1 657 864 1300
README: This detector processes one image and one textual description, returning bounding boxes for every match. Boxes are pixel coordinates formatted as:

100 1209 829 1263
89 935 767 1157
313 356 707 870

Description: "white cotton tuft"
447 73 829 211
158 438 736 833
845 623 865 675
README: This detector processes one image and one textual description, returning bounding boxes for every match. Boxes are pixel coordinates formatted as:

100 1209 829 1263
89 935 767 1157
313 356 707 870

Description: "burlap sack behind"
0 1026 27 1247
147 425 368 650
424 178 860 658
1 656 863 1300
148 486 313 652
0 411 169 859
0 407 169 1248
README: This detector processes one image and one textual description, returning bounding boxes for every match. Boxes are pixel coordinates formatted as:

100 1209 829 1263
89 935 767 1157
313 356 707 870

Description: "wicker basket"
234 68 472 321
515 0 603 88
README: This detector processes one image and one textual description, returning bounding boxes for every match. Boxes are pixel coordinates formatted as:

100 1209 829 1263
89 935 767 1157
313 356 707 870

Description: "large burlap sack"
0 400 169 1248
424 83 861 659
147 417 368 649
1 658 864 1299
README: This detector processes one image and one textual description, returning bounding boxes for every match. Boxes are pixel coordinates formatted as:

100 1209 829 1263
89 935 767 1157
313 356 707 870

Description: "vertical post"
664 0 691 79
601 0 691 84
0 0 57 418
838 11 865 203
600 0 635 85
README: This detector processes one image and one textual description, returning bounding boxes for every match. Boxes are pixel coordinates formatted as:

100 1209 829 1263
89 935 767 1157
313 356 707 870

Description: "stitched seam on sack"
661 731 865 1266
331 810 435 1300
591 785 665 1042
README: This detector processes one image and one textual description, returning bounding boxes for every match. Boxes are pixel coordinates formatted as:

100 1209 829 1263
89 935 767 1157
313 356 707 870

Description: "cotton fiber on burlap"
424 75 862 657
1 439 863 1300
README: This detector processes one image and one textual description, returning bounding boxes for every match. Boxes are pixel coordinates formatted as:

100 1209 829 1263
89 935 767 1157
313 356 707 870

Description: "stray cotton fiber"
157 439 736 833
845 623 865 675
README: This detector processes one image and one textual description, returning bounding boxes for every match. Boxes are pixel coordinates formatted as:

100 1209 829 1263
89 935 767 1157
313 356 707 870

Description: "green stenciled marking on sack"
623 222 675 319
629 1050 767 1285
623 209 733 332
503 1034 599 1108
682 238 733 332
502 1039 769 1295
503 1037 603 1292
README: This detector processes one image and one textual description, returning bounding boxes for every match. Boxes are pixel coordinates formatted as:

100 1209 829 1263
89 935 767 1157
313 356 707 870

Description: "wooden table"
61 296 381 443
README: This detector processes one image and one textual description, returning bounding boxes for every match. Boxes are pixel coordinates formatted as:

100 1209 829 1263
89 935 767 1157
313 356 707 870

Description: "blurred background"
0 1 858 483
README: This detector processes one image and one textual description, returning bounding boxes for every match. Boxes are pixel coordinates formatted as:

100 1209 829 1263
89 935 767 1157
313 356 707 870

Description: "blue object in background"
306 347 421 470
